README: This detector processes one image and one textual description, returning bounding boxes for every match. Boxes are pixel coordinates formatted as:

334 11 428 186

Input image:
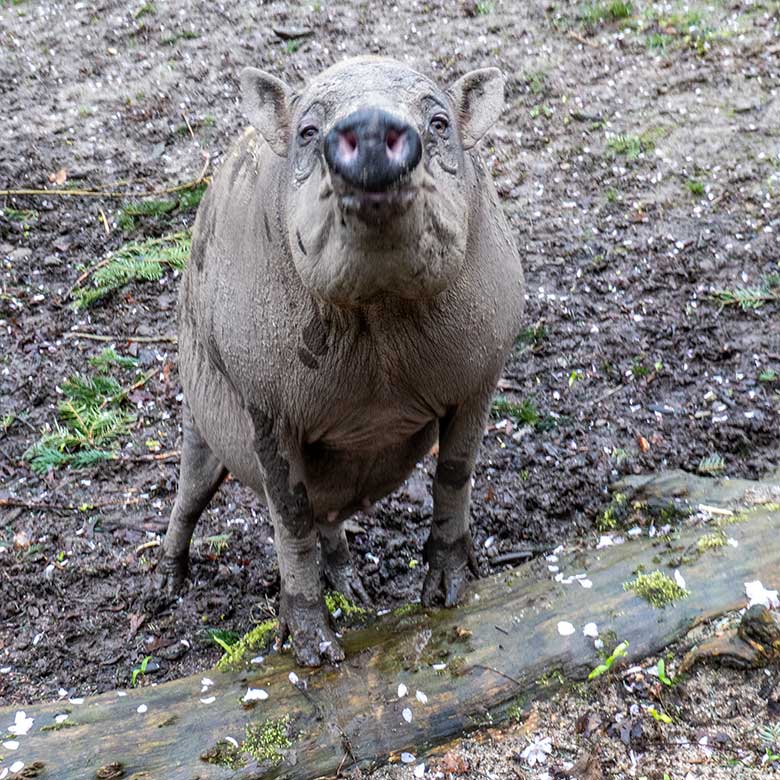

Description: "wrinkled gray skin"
155 57 525 666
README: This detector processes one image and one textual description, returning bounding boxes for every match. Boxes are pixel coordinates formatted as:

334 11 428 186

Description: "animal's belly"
304 417 438 519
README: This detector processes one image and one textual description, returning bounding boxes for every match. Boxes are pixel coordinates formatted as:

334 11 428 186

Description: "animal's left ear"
447 68 505 149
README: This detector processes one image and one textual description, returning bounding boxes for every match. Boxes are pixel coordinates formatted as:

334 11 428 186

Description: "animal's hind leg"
318 522 370 606
155 401 227 595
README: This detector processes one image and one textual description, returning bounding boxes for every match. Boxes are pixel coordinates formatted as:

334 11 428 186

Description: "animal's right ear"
240 67 293 157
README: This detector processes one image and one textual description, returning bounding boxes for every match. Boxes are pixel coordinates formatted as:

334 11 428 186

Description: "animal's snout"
324 109 422 192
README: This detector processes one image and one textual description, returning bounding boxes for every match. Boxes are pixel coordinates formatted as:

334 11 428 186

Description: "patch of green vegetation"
647 31 671 50
697 453 725 475
597 492 629 531
581 0 633 26
624 570 689 608
325 591 368 619
117 183 206 233
200 739 246 769
215 620 277 672
588 640 629 680
697 530 726 551
161 29 201 45
243 716 293 765
491 395 555 431
711 275 780 311
2 206 38 225
24 363 141 473
40 720 76 732
525 70 547 95
648 706 672 723
760 368 779 382
656 658 673 686
606 188 619 203
285 39 303 54
686 178 705 196
515 323 546 349
131 655 153 687
476 1 494 13
608 134 646 160
530 104 553 119
537 667 566 687
392 602 423 619
133 2 157 19
73 230 190 309
89 347 139 372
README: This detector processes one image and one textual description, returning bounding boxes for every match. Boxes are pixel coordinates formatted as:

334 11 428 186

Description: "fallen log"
2 470 778 780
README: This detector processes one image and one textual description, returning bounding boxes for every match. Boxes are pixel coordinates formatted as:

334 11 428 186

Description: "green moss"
624 570 689 608
597 492 628 531
200 740 246 769
325 591 368 619
216 619 277 672
40 720 76 732
392 602 422 618
244 716 293 765
697 530 726 551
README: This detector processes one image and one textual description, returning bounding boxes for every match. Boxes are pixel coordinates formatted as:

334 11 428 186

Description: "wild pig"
155 57 524 666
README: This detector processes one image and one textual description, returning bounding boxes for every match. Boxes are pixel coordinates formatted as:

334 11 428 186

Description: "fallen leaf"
637 434 650 453
49 168 68 186
439 750 469 776
128 612 146 639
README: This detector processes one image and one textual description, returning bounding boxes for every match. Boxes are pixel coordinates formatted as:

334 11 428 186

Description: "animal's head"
240 57 504 305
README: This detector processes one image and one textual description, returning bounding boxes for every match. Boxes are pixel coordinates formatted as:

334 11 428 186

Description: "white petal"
416 690 428 704
557 621 575 636
9 763 24 775
402 707 413 723
225 736 239 747
55 714 69 724
116 691 127 697
414 763 426 778
727 537 739 548
250 656 265 665
201 677 214 687
400 752 416 763
579 579 593 589
68 697 84 705
583 622 599 638
288 671 300 685
674 570 687 591
242 688 269 702
596 535 614 549
136 704 148 714
745 580 779 609
397 683 408 698
0 768 7 779
200 696 216 704
432 663 447 671
2 741 19 750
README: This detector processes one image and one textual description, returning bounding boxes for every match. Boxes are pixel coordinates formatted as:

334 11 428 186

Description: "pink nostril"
338 130 359 162
386 129 406 161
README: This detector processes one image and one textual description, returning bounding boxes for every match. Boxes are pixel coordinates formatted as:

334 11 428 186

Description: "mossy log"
2 470 779 780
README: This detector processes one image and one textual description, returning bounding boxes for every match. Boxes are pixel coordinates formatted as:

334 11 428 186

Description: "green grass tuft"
215 620 278 672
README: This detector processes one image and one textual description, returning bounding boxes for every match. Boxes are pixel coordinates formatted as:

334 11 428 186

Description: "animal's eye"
299 125 319 143
430 114 449 135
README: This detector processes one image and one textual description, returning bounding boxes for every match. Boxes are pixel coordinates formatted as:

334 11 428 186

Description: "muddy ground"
1 0 779 776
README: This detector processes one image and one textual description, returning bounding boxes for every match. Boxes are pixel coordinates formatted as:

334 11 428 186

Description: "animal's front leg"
253 410 344 666
421 396 489 607
270 505 345 666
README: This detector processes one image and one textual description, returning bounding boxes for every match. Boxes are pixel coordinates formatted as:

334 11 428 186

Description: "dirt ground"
1 0 779 777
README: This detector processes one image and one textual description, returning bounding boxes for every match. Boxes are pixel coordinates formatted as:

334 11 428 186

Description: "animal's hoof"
146 553 188 611
420 532 479 608
278 593 346 667
322 559 370 607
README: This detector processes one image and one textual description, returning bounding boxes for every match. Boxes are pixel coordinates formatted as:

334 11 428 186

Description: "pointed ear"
447 68 505 149
240 67 293 157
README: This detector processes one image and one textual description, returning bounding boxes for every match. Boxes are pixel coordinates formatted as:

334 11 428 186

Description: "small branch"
567 30 600 49
0 496 148 512
0 159 210 201
64 332 178 344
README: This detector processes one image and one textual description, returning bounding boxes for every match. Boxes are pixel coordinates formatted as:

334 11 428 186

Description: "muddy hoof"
322 559 370 607
421 532 479 608
145 553 188 612
278 593 346 667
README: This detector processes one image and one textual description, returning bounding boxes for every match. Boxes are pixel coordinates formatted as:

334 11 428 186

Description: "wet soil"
0 0 779 773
